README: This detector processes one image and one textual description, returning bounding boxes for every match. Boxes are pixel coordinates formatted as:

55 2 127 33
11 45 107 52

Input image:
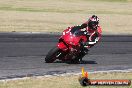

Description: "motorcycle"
45 26 89 63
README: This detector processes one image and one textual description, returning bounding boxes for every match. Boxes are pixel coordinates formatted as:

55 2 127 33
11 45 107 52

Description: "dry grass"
0 72 132 88
0 0 132 34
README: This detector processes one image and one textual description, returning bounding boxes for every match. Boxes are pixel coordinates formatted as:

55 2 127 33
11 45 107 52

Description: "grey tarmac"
0 33 132 80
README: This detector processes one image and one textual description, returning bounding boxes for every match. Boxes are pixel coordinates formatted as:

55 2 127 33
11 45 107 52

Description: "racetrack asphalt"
0 32 132 79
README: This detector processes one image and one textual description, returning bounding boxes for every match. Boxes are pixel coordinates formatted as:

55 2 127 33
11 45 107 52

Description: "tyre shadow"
54 60 97 64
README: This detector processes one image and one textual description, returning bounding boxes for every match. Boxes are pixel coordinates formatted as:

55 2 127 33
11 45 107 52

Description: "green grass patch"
21 0 132 2
0 0 132 34
89 0 132 2
0 6 132 15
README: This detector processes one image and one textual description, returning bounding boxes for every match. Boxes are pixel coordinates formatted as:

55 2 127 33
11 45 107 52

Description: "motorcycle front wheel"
45 46 65 63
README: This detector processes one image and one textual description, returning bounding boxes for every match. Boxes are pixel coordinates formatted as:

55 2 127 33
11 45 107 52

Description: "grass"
0 72 132 88
91 0 132 2
0 0 132 34
0 6 132 15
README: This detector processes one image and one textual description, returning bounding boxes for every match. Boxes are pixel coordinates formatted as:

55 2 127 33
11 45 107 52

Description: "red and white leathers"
62 14 102 49
81 21 102 48
62 24 102 48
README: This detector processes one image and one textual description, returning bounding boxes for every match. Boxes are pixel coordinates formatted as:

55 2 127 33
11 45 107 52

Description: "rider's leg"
78 47 89 62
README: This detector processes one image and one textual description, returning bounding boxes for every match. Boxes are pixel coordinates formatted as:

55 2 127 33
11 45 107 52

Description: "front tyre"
45 47 62 63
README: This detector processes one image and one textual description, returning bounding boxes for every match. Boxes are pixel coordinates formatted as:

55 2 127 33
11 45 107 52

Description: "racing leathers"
80 22 102 48
73 22 102 62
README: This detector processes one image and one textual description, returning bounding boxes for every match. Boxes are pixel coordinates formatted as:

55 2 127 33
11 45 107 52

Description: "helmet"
88 15 99 30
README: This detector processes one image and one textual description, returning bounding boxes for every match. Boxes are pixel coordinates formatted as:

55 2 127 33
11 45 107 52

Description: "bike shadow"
54 60 97 64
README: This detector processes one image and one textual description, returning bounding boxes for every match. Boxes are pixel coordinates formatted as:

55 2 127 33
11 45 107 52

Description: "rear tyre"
45 47 62 63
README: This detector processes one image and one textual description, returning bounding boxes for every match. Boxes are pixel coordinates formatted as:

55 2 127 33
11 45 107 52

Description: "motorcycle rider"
81 15 102 48
70 15 102 62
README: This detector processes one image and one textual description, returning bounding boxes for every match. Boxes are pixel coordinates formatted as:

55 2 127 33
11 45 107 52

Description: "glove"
82 42 88 46
81 42 89 47
81 42 95 48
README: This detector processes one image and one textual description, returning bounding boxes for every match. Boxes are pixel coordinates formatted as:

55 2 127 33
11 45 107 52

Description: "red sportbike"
45 27 89 63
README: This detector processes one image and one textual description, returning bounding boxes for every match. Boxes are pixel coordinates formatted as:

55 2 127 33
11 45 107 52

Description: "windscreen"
70 26 87 36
